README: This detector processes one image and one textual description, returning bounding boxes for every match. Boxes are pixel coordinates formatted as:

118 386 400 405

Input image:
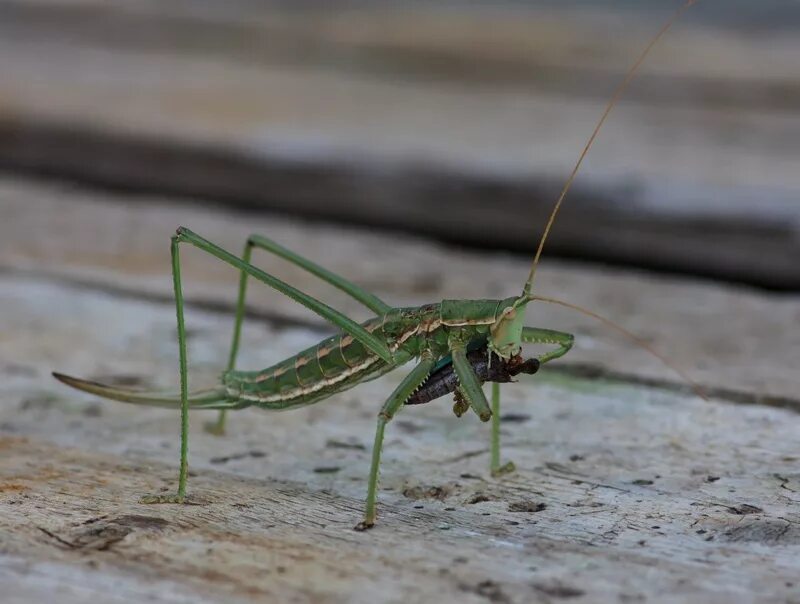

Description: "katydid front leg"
451 338 513 475
490 382 515 476
488 328 574 476
522 327 575 364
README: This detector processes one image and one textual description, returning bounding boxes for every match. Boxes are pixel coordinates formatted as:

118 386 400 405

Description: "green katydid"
52 0 701 530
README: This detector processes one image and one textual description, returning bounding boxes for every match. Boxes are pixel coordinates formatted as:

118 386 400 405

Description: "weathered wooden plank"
1 177 797 403
1 270 799 602
0 1 798 286
2 5 799 599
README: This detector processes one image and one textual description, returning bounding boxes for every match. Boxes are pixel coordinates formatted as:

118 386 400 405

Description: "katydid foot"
353 519 375 532
139 493 185 504
491 461 517 477
203 419 226 436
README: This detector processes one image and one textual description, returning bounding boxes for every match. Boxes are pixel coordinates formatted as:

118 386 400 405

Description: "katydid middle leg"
449 339 512 475
208 232 393 435
449 339 492 422
356 352 437 531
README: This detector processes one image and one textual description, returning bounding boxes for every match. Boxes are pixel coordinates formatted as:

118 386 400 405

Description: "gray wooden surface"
0 0 798 286
1 177 799 603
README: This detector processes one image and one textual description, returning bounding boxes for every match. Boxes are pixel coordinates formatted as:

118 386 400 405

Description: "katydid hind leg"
207 232 392 436
206 240 253 436
140 235 190 504
141 227 397 505
246 234 391 315
176 227 393 364
356 354 437 531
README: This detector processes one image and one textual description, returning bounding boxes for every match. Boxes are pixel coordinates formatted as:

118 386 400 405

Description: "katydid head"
488 295 530 359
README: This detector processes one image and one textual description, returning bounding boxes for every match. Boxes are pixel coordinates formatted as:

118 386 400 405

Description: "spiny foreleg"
522 327 574 364
488 327 574 475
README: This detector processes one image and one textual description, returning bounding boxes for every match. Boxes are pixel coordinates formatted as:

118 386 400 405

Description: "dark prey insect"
406 347 540 408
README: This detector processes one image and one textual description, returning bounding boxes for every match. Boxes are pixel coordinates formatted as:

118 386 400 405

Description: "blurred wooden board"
1 177 800 602
1 177 798 403
0 0 799 287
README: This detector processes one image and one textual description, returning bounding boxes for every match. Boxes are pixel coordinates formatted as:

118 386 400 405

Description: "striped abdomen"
222 310 427 409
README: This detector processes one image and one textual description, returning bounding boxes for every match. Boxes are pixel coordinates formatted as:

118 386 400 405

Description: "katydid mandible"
53 0 700 530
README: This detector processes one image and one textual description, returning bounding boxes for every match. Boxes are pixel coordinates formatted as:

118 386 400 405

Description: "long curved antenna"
528 295 708 400
523 0 698 297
